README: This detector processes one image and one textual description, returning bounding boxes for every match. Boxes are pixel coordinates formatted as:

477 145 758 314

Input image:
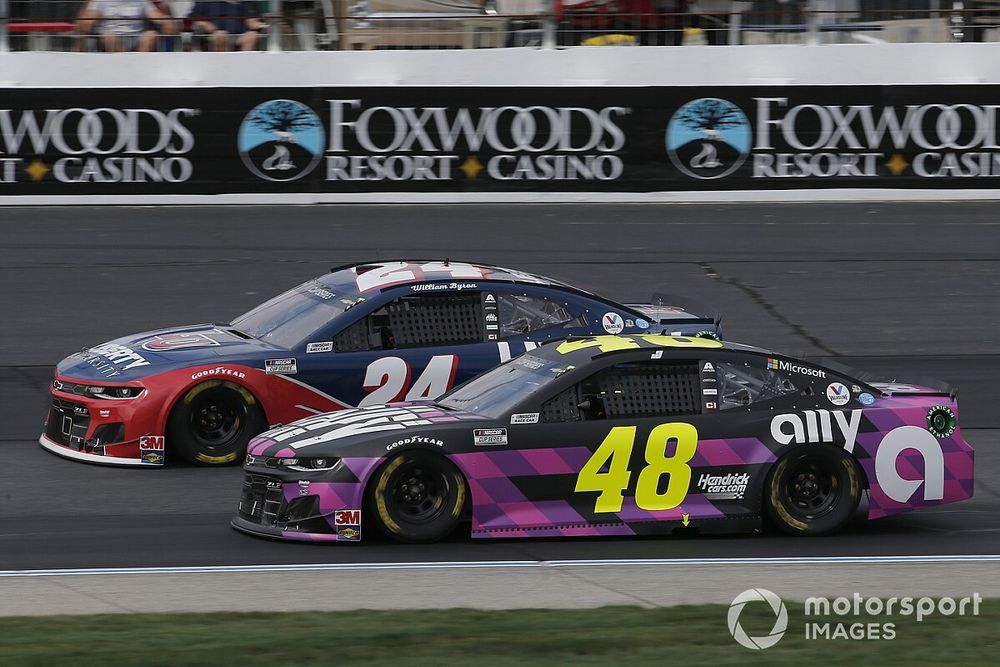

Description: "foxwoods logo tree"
666 98 752 180
238 100 325 182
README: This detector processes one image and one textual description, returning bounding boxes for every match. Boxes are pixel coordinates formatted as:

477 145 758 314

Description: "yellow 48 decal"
575 423 698 513
556 334 722 356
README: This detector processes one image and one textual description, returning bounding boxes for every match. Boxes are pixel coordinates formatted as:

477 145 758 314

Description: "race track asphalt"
1 202 998 572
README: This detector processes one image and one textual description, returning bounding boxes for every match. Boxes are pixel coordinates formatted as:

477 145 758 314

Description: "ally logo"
239 99 325 182
666 98 751 179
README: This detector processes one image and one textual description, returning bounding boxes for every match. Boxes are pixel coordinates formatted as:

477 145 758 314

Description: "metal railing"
1 0 998 50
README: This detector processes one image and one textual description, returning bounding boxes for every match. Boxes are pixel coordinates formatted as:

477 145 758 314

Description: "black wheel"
765 446 862 536
367 451 466 543
167 381 265 466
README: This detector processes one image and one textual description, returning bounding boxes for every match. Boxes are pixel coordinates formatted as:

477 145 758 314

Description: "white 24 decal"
359 355 459 406
355 261 486 293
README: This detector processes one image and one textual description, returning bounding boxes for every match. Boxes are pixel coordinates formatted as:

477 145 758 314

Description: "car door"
296 289 499 408
473 355 710 535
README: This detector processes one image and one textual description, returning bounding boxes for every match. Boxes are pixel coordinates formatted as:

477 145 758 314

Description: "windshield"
230 280 351 348
438 354 572 418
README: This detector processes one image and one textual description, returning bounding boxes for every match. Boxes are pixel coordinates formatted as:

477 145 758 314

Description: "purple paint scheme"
232 336 976 544
855 397 973 519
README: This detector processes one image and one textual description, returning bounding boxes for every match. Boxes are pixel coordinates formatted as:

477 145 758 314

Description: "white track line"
4 190 1000 206
2 555 999 578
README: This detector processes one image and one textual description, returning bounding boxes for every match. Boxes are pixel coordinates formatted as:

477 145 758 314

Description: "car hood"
56 323 286 382
247 403 488 458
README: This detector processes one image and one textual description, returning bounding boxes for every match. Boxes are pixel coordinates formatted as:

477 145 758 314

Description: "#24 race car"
40 260 720 466
232 334 974 543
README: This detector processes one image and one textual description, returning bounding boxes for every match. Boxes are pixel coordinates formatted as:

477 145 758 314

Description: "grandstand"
1 0 996 51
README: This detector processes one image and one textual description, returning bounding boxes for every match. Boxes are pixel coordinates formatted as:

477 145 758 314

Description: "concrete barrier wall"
4 43 1000 87
2 44 1000 204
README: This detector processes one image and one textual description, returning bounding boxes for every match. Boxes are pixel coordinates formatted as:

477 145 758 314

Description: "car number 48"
575 423 698 513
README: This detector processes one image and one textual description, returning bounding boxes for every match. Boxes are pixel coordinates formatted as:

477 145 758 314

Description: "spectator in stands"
685 0 731 44
282 0 320 50
617 0 686 45
188 0 267 50
76 0 176 51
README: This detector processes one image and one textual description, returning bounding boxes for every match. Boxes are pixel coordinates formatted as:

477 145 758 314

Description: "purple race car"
233 334 974 543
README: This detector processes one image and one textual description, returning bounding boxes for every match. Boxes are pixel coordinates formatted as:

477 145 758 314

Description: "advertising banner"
0 86 998 194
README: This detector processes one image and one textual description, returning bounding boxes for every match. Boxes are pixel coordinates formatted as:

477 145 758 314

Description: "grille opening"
237 474 286 526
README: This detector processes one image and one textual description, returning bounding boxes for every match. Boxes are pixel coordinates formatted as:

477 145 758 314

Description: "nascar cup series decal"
666 98 752 180
474 428 508 446
239 100 325 182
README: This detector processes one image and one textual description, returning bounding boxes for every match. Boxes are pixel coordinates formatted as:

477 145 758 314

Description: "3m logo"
334 509 361 541
139 435 165 451
335 510 361 526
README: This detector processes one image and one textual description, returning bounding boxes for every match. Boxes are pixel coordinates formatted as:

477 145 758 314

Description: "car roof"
319 260 579 296
530 334 771 364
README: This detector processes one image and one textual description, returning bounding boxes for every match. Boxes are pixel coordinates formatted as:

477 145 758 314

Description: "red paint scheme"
47 363 350 463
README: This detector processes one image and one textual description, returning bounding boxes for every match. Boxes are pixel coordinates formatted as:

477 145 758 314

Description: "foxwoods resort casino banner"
0 86 998 194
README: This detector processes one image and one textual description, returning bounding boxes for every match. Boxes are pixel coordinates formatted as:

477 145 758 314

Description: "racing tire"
167 381 265 466
367 451 467 544
765 446 862 536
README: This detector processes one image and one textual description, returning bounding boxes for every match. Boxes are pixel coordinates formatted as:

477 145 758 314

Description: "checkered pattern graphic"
250 395 975 540
452 438 757 537
278 464 372 540
855 398 974 519
689 437 776 468
248 437 277 457
282 480 363 511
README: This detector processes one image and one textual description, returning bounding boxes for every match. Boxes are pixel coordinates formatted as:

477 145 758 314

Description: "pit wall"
2 44 1000 204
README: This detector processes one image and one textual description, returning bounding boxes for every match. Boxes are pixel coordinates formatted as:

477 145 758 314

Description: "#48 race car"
40 260 719 467
232 334 974 543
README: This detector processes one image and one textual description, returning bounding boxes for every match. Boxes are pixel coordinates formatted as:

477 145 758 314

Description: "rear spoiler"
624 292 721 325
812 358 957 401
870 382 957 401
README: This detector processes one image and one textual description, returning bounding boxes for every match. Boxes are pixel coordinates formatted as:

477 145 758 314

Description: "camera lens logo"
727 588 788 650
666 98 751 179
239 99 324 182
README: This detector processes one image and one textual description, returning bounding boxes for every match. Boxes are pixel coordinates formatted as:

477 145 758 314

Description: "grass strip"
0 601 997 666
